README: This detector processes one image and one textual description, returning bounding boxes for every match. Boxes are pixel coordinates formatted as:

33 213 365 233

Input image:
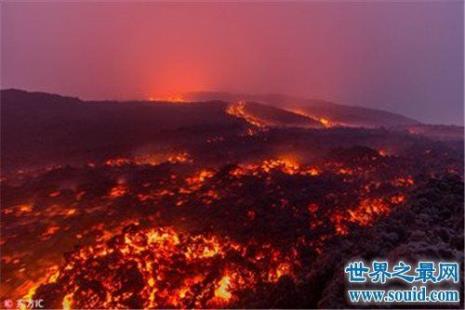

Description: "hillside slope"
185 91 420 128
0 89 242 171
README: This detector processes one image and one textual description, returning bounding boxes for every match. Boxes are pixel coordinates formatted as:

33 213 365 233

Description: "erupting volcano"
1 89 463 309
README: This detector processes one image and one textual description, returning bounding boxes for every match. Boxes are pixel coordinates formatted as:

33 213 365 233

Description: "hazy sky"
2 1 463 125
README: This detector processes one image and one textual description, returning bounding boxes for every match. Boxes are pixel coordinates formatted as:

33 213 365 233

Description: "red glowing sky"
1 2 463 125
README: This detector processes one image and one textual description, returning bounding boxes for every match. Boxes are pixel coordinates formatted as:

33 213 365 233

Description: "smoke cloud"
1 2 463 124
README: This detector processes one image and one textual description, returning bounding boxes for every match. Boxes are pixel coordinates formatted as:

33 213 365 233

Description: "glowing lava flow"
330 193 408 235
229 158 319 177
318 117 331 128
4 151 427 308
287 109 338 128
226 101 266 127
148 94 186 103
31 226 297 309
105 152 192 167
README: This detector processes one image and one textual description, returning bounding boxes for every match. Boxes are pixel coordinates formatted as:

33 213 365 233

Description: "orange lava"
30 226 296 309
226 101 265 127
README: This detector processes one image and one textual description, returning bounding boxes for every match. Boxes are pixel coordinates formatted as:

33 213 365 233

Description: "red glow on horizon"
148 94 186 103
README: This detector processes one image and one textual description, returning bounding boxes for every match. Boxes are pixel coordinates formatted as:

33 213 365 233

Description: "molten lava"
2 145 457 309
149 94 185 103
30 226 296 309
226 101 266 127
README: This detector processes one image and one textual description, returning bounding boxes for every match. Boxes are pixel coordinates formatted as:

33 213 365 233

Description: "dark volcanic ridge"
184 91 421 128
1 89 462 174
